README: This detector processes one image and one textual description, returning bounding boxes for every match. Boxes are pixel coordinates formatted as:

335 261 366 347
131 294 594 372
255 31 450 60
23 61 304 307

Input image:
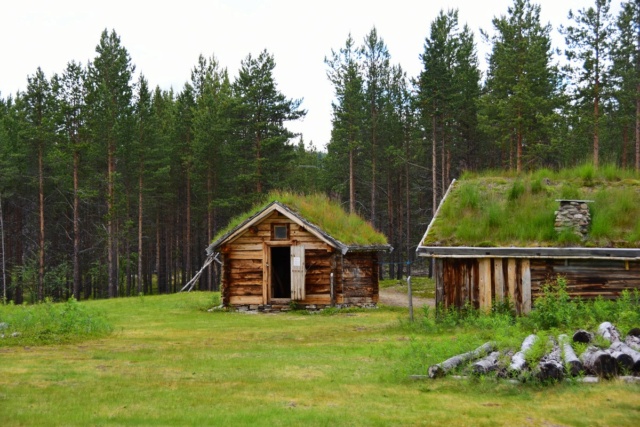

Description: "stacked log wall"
220 211 379 307
340 252 379 304
437 258 640 314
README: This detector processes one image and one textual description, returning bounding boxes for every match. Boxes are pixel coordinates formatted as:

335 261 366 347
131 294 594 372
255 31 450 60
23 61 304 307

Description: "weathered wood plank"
478 258 492 311
521 259 531 314
507 258 516 305
229 295 263 305
226 251 262 260
494 259 504 303
436 259 444 306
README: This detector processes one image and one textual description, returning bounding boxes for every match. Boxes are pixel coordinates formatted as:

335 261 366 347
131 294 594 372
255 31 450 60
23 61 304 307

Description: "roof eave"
416 245 640 260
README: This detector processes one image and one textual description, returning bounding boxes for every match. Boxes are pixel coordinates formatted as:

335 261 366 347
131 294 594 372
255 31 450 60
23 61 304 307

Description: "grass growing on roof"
423 163 640 247
213 191 388 246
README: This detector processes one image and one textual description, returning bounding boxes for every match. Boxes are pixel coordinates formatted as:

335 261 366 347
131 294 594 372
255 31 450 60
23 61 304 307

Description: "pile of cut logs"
426 322 640 381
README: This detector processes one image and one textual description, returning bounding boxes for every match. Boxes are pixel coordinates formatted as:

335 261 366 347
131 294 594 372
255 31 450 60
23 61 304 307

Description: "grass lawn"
1 292 639 426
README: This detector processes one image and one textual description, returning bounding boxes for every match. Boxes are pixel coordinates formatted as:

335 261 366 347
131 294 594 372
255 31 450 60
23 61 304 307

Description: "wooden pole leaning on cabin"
180 252 221 292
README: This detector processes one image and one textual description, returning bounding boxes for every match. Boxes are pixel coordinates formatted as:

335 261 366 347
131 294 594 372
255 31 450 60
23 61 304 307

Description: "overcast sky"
1 0 617 150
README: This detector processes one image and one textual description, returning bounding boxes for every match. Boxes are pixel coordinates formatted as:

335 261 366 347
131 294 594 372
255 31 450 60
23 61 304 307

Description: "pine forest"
0 0 638 303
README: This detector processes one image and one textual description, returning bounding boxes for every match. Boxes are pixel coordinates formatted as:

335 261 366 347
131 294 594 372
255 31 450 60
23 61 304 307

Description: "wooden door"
290 245 305 300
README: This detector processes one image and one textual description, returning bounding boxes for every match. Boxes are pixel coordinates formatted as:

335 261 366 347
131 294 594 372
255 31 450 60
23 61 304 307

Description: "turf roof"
421 165 640 249
212 191 388 247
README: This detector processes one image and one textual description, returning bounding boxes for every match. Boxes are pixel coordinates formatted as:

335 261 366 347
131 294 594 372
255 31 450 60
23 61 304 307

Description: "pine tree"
418 9 481 212
481 0 560 172
610 0 640 169
23 67 55 301
325 34 365 214
563 0 614 168
52 61 87 299
231 50 305 205
361 28 390 225
86 29 135 297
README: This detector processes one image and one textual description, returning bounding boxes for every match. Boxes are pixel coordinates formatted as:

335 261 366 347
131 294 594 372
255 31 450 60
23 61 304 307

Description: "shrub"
0 298 112 346
508 180 525 201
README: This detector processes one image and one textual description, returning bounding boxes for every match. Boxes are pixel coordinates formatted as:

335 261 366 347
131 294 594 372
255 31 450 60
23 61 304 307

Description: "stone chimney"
554 200 593 239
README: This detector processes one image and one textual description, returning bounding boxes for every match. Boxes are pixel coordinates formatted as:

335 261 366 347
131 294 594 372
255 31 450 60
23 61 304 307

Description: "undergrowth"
0 298 113 346
401 276 640 381
411 276 640 335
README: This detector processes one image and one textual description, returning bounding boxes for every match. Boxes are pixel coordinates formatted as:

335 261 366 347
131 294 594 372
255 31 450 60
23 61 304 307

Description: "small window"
273 224 288 240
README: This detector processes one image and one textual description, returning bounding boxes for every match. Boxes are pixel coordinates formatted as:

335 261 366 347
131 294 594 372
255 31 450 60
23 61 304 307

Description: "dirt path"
378 289 434 308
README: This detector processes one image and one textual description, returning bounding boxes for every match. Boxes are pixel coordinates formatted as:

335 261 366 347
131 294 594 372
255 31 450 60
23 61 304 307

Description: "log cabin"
207 194 391 311
417 174 640 314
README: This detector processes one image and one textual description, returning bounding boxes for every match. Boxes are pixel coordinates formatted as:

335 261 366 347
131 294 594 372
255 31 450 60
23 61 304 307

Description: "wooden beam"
507 258 516 305
417 246 640 260
435 259 444 307
478 258 492 312
262 242 268 304
521 259 531 314
494 259 504 303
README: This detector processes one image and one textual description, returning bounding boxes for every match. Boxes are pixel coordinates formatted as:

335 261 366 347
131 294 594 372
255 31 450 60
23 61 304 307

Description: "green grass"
213 191 388 246
0 292 638 426
424 164 640 247
0 298 113 346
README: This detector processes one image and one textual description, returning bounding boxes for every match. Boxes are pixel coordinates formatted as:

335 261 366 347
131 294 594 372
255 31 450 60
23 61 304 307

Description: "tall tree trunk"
0 195 6 303
594 80 600 169
186 167 192 285
137 167 144 295
622 126 628 168
517 112 523 173
405 142 411 277
371 139 376 225
349 147 355 214
73 149 80 299
441 123 445 196
38 142 45 302
636 27 640 172
107 135 117 298
256 131 262 194
207 165 213 291
432 115 437 215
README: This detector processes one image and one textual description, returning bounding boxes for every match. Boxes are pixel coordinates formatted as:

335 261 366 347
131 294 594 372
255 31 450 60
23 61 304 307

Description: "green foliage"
527 276 576 329
507 180 526 201
0 298 113 346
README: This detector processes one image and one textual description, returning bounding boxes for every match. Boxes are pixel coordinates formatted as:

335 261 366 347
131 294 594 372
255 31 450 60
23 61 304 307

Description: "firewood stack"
425 322 640 381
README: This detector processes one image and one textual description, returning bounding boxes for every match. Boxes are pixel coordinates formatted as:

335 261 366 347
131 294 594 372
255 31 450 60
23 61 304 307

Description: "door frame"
264 241 291 304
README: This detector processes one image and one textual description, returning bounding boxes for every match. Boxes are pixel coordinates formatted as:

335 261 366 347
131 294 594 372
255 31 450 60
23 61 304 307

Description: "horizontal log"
609 341 640 373
537 339 564 382
580 346 617 378
510 334 537 374
471 351 501 376
625 335 640 351
229 295 263 305
573 330 594 343
598 322 622 343
226 252 262 260
429 342 497 379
